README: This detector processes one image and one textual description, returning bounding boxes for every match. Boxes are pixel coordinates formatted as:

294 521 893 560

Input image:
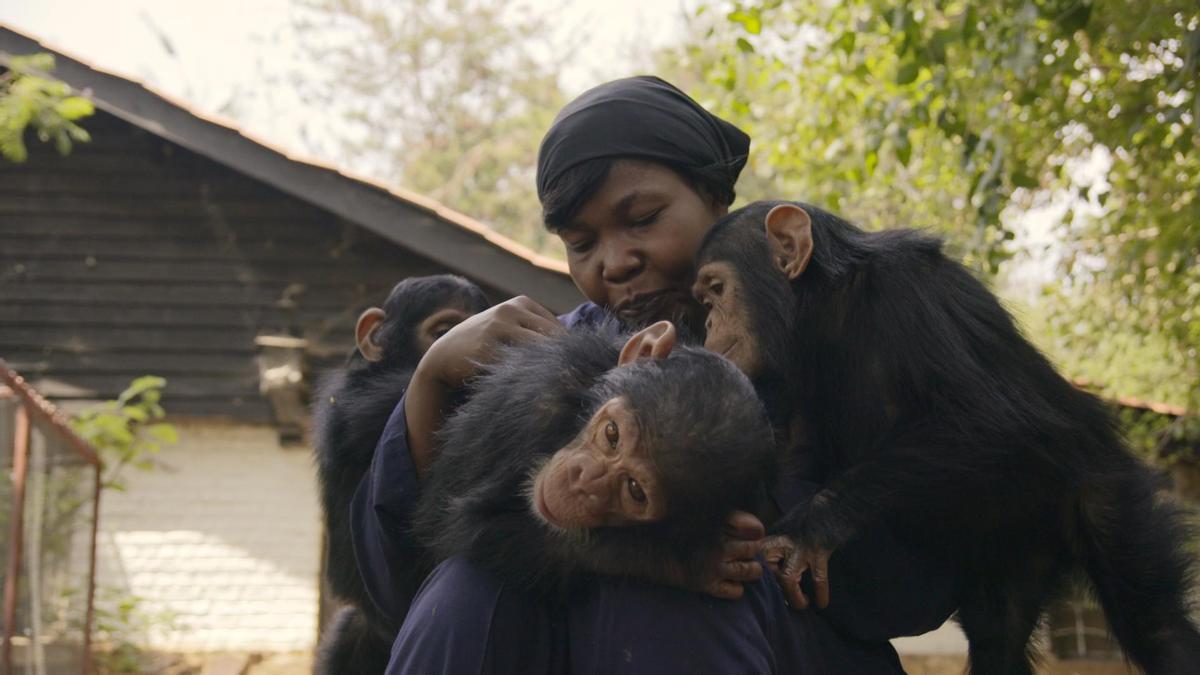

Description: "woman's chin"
615 289 706 338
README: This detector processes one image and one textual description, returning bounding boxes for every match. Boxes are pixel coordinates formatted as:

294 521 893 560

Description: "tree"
659 1 1198 444
291 0 570 256
0 52 94 163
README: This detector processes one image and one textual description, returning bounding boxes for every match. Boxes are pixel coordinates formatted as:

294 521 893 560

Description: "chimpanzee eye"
627 477 646 503
710 281 725 297
605 421 619 448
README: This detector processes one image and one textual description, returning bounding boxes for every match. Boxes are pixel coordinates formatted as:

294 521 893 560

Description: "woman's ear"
618 321 678 366
355 308 387 362
764 204 814 280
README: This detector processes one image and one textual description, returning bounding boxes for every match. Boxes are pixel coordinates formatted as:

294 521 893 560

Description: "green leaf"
146 424 179 444
736 37 755 54
896 61 919 85
9 53 55 74
727 9 762 35
1011 171 1038 189
834 31 856 55
55 96 94 121
1058 1 1092 35
894 129 912 166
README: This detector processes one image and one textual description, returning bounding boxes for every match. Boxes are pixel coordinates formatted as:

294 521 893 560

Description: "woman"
350 77 955 673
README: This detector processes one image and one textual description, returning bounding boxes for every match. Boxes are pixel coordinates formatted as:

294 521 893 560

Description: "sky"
0 0 691 164
0 0 1080 300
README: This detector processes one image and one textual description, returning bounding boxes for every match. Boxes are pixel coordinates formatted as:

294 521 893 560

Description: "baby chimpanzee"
311 274 488 675
413 322 777 596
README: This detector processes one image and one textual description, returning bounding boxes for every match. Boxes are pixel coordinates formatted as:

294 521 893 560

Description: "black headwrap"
536 76 750 202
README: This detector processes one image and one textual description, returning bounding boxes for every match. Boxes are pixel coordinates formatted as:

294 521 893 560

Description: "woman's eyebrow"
613 191 642 216
550 221 589 235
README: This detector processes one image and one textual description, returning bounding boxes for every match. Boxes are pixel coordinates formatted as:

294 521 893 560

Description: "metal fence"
1 361 101 675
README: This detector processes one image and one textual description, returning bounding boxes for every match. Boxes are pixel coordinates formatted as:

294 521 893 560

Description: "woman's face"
555 160 727 327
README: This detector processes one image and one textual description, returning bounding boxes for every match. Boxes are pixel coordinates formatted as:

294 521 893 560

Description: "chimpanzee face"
412 306 477 355
693 261 763 377
530 395 668 530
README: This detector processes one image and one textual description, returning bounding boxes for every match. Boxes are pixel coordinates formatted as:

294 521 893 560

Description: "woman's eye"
605 421 619 448
567 239 595 254
631 208 662 228
627 477 646 504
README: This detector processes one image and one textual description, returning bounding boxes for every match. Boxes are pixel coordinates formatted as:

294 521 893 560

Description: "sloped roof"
0 23 582 312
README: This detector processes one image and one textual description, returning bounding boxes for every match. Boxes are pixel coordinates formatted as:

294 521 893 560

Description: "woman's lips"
613 288 689 319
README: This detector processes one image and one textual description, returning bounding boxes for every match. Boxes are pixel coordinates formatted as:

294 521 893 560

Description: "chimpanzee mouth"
531 475 567 530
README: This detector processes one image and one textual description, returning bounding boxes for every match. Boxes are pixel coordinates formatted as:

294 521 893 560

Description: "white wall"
892 621 969 656
95 420 321 652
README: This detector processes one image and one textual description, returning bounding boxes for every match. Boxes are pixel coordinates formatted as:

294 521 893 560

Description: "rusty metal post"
2 405 31 675
82 470 101 675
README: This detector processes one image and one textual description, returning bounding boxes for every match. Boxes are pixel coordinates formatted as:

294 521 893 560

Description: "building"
1 23 578 661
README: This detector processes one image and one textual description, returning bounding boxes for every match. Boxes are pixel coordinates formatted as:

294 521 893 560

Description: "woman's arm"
349 296 566 623
405 296 565 475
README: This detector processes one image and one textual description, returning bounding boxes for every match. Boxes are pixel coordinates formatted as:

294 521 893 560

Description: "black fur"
412 329 777 595
311 274 488 675
699 201 1200 675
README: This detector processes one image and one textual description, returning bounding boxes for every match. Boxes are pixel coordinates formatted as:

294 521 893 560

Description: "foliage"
89 586 181 675
0 52 94 163
661 1 1198 424
291 0 569 256
69 377 181 672
70 376 178 492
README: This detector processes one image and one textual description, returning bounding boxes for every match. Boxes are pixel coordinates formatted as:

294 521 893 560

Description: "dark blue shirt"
350 302 956 673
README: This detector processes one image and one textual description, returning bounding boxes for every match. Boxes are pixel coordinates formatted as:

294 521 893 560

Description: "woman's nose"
601 244 642 284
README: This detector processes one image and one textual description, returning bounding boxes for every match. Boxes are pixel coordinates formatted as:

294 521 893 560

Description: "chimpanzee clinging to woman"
349 76 959 674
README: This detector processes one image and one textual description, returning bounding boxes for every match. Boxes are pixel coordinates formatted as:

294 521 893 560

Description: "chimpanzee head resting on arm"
415 323 776 595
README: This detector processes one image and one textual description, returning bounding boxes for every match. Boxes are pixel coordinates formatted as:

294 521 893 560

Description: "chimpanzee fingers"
718 559 763 584
811 552 831 609
761 534 795 565
779 567 809 610
786 551 814 609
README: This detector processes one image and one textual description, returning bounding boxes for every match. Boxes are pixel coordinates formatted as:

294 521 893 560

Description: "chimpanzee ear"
355 308 387 362
764 204 814 281
618 321 678 366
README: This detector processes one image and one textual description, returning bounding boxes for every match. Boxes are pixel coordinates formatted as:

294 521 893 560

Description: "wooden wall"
0 111 505 421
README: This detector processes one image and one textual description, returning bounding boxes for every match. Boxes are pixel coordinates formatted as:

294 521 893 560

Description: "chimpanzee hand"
701 511 766 599
762 534 832 610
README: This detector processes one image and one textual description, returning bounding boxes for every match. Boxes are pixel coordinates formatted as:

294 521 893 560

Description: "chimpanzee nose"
566 455 607 497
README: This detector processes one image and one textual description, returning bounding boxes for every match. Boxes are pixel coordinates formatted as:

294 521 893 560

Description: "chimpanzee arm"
775 435 1012 552
776 479 958 641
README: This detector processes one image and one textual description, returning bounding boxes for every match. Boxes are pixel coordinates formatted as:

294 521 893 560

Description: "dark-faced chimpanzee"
693 200 1200 675
311 274 489 675
411 321 777 596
